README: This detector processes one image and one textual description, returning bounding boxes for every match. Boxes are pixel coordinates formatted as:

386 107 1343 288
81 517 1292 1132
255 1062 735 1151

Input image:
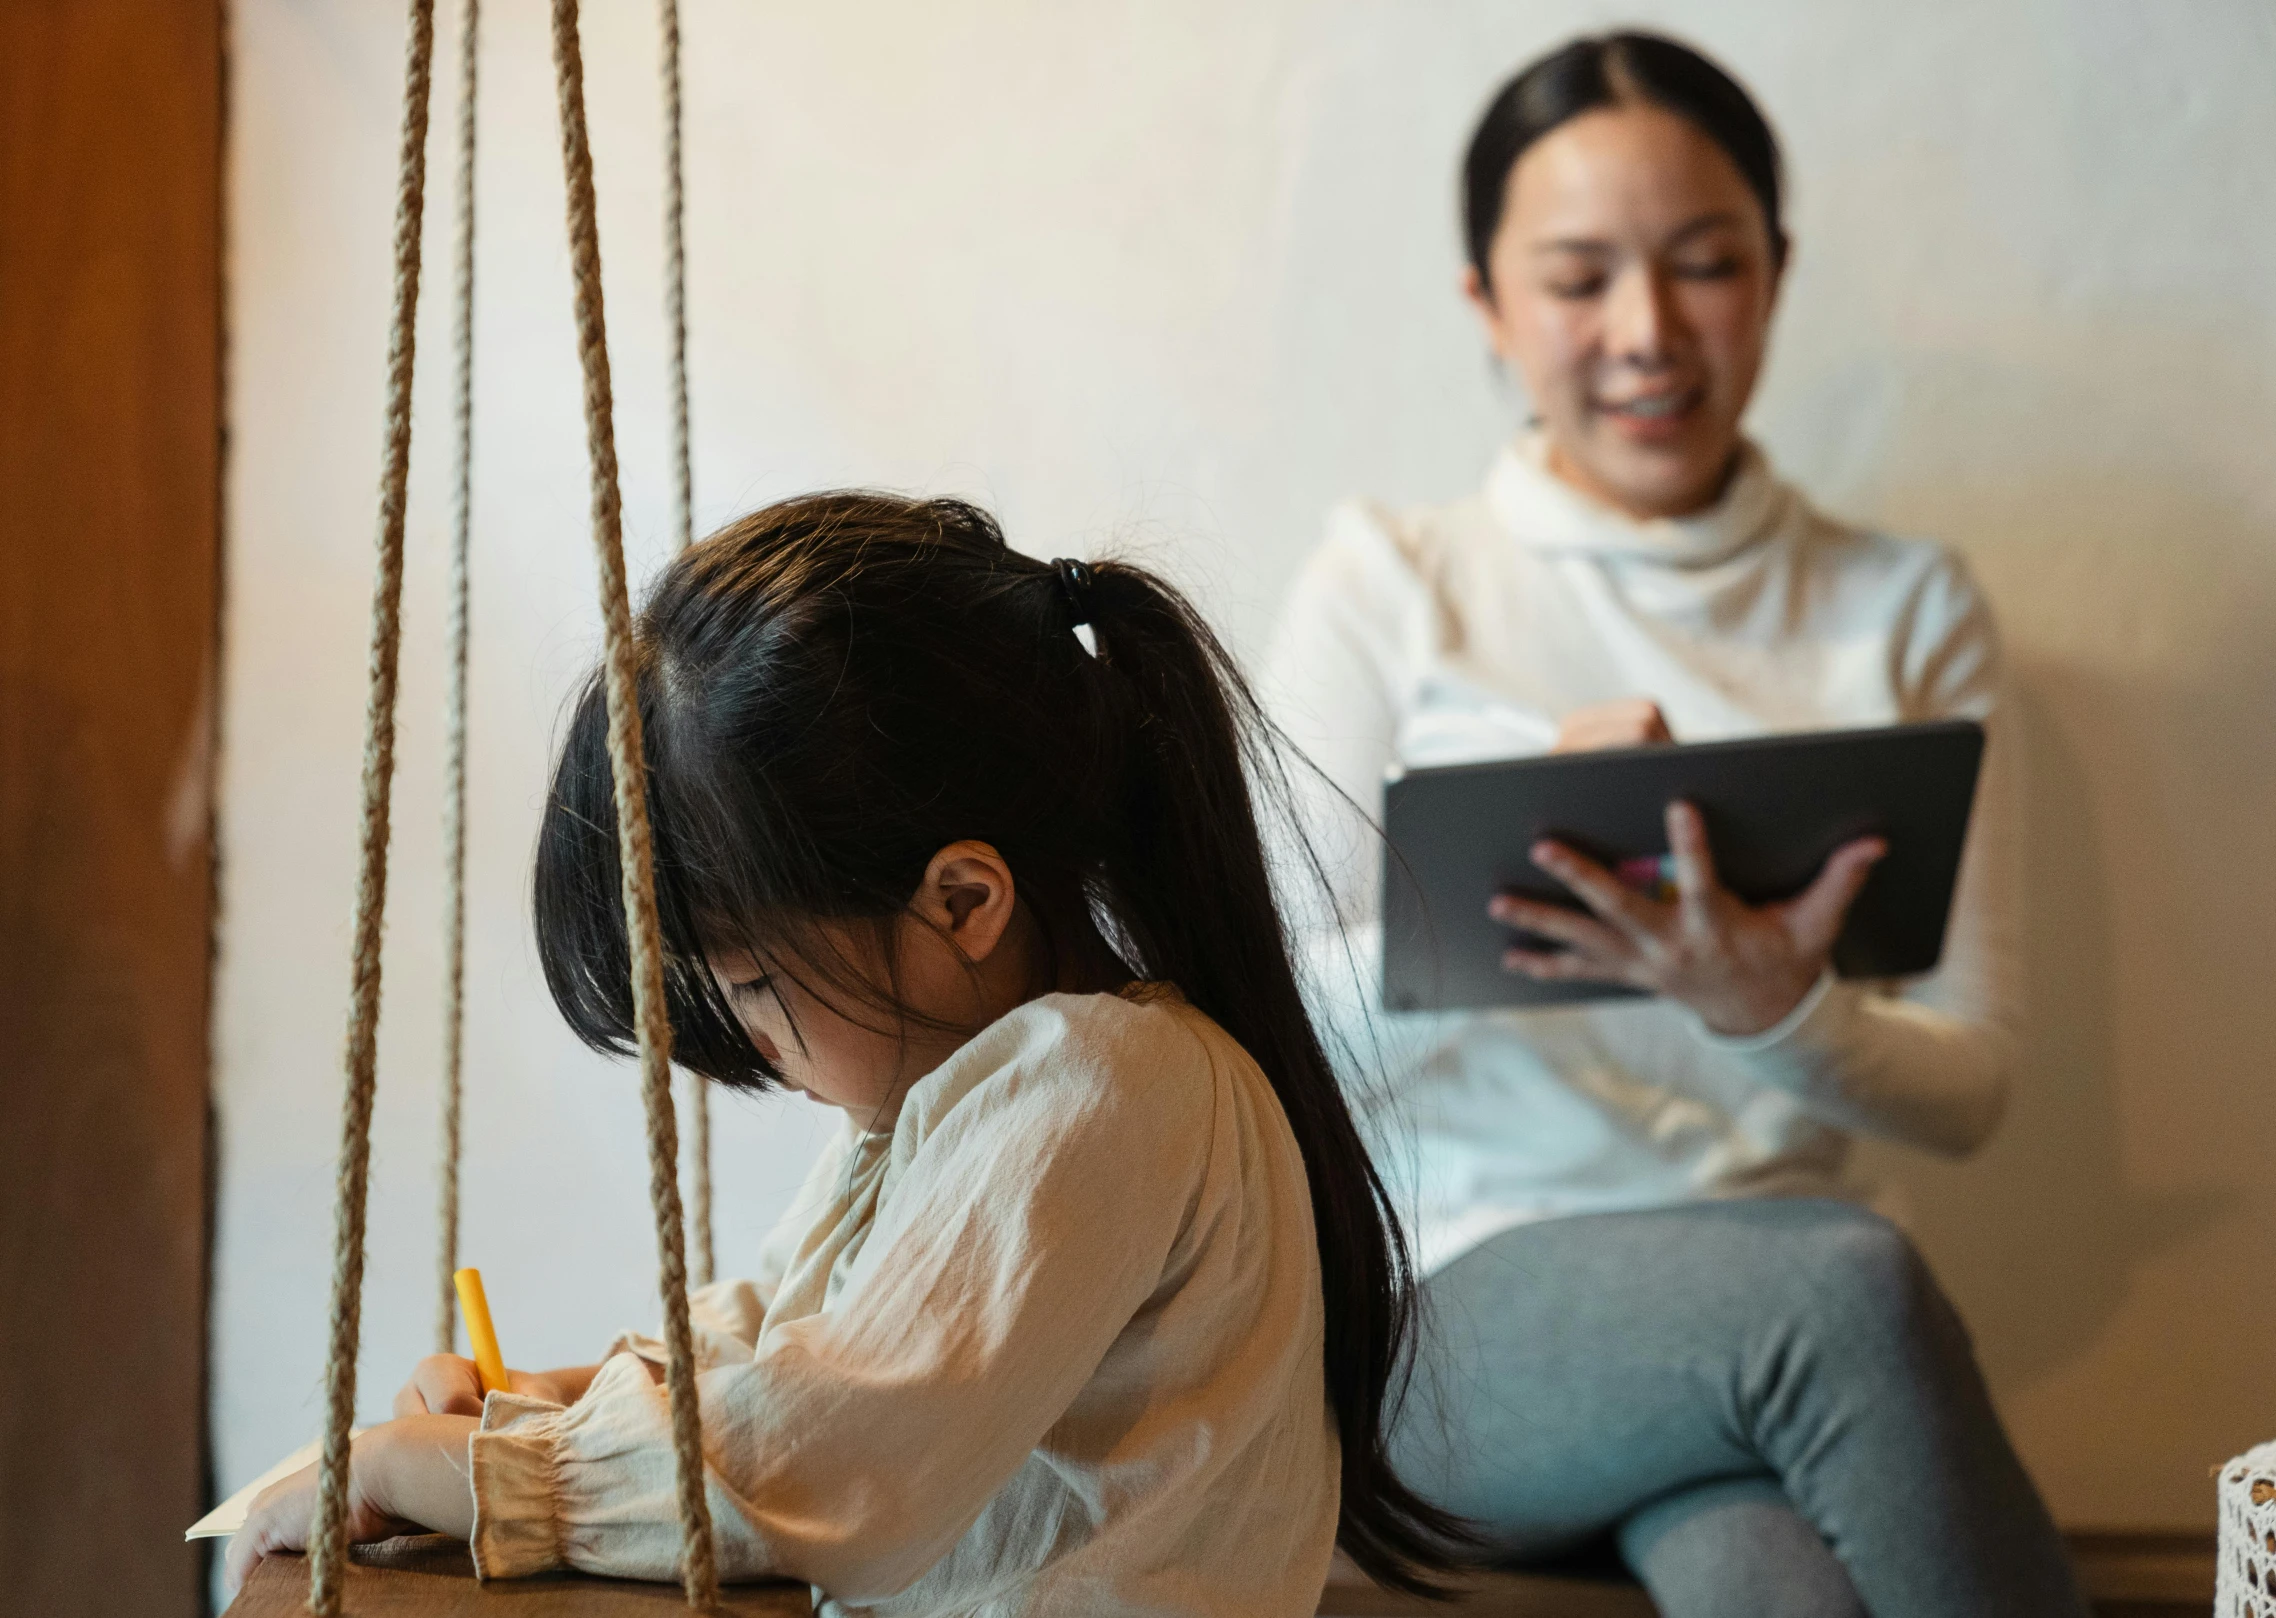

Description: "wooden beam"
226 1539 812 1616
0 2 221 1615
1317 1531 2216 1616
221 1526 2215 1616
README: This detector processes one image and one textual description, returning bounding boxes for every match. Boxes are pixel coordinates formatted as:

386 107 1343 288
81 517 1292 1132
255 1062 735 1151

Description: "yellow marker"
453 1266 510 1396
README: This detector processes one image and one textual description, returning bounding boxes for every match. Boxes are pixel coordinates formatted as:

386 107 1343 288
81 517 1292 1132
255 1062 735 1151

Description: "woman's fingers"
1663 800 1726 928
1551 697 1674 754
1488 893 1627 955
1528 840 1661 938
1501 945 1639 984
1783 835 1889 955
1491 895 1636 982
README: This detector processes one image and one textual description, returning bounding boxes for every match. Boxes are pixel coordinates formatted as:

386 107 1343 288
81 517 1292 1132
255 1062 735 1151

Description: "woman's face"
1467 103 1783 520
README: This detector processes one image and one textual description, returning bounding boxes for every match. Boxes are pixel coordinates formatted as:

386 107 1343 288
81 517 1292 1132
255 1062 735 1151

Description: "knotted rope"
311 1 434 1611
657 0 714 1293
435 0 479 1360
549 0 719 1604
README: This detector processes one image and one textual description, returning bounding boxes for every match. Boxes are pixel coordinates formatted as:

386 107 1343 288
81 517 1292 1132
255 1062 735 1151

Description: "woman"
1267 33 2085 1618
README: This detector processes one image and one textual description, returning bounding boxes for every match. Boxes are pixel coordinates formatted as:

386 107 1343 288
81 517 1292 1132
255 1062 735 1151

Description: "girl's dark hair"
1463 31 1787 290
534 491 1469 1592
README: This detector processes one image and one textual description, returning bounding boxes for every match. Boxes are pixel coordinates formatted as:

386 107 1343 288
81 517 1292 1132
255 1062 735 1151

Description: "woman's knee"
1773 1205 1968 1364
1620 1477 1868 1618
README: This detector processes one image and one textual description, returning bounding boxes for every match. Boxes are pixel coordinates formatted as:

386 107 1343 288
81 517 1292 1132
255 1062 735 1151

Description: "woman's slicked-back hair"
1462 31 1787 289
534 491 1470 1592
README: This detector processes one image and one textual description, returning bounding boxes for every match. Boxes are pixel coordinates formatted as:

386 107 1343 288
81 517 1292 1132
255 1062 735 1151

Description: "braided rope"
657 0 714 1292
548 0 719 1604
435 0 479 1360
660 0 693 560
687 1079 713 1289
312 0 435 1610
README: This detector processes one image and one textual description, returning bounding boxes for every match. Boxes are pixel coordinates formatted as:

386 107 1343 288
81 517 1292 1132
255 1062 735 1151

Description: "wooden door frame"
0 4 223 1614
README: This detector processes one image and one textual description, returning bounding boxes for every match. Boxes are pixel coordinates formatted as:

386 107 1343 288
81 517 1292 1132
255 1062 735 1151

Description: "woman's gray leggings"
1389 1199 2088 1617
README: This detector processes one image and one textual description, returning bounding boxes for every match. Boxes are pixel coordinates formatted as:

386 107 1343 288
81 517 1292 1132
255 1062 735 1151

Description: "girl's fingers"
1487 894 1629 958
1528 840 1661 939
225 1472 311 1597
1784 835 1889 955
410 1354 484 1417
1664 801 1724 926
223 1524 257 1596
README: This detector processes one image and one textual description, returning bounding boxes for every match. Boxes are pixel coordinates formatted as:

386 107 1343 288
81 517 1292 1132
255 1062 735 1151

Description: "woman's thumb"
1787 836 1887 953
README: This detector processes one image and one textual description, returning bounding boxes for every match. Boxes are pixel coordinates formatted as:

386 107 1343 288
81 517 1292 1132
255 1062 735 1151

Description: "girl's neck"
876 903 1132 1118
1044 912 1137 999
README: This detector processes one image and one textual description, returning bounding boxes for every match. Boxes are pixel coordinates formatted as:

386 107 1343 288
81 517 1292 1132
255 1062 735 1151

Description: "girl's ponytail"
1073 562 1468 1590
536 493 1470 1592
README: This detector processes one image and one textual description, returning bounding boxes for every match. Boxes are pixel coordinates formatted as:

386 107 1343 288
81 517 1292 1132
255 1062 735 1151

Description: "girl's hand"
1552 697 1673 753
1490 800 1887 1036
395 1354 486 1417
222 1432 414 1599
394 1354 601 1416
223 1416 482 1599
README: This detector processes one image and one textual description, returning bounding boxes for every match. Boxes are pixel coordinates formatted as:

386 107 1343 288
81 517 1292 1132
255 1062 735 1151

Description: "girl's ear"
912 840 1020 963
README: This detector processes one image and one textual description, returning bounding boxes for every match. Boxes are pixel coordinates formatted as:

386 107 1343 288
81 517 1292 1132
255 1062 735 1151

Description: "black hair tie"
1052 558 1097 627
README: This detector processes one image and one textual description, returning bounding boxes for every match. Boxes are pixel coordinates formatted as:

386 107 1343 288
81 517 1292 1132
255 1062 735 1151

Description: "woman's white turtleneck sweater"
1264 434 2019 1274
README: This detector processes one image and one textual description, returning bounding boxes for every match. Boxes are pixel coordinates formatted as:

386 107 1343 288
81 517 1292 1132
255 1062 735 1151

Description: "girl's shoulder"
898 986 1228 1150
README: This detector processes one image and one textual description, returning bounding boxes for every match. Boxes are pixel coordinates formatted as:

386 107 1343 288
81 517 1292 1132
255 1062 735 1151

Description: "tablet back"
1379 720 1985 1013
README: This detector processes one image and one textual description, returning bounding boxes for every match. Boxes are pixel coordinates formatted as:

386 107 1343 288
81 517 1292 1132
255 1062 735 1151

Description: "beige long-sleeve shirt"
1265 435 2022 1272
466 987 1338 1616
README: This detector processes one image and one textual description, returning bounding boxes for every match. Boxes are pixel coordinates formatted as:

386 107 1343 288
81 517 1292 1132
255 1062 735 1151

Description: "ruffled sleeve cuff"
468 1393 572 1579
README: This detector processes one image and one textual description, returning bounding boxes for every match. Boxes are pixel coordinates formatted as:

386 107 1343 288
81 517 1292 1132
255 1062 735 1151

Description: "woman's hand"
394 1354 599 1417
1552 697 1672 753
221 1417 477 1598
1490 799 1887 1036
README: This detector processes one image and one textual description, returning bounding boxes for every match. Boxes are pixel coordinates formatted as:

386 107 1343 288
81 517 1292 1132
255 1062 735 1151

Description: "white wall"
217 0 2276 1537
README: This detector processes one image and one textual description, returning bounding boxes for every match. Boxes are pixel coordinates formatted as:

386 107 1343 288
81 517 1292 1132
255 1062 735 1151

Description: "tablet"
1379 719 1984 1013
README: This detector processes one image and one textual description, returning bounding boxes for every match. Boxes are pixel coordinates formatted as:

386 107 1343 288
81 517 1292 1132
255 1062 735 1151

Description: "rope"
549 0 719 1605
687 1079 713 1289
661 0 693 559
657 0 714 1293
312 0 435 1611
435 0 479 1360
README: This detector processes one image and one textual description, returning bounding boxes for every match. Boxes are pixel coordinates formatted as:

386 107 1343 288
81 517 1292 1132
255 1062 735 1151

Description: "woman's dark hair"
1463 31 1787 290
534 491 1470 1592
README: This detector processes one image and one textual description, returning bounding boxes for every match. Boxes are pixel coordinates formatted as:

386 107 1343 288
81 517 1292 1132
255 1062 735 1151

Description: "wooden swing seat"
226 1537 812 1617
1316 1530 2217 1616
224 1540 1646 1618
222 1526 2213 1617
1319 1562 1651 1617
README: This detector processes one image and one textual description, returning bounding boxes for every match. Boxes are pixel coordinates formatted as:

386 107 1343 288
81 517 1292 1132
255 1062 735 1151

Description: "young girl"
229 492 1462 1613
